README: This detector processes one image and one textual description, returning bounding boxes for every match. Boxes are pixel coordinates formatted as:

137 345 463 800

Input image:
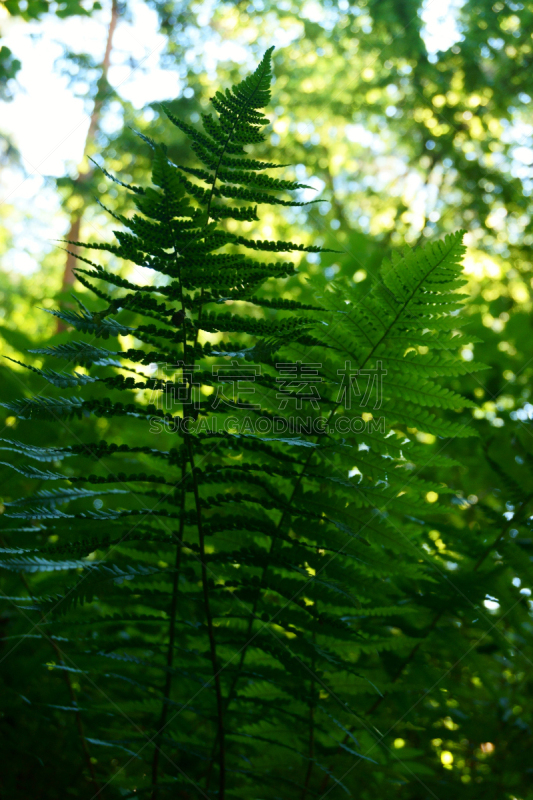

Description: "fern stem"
150 456 186 800
182 57 274 795
301 631 316 800
192 52 273 350
186 435 226 799
167 132 228 795
218 238 471 743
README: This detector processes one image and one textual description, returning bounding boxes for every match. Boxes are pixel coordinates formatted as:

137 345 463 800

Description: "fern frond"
0 48 485 800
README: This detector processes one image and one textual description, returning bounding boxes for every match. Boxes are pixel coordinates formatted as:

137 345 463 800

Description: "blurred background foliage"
1 0 533 797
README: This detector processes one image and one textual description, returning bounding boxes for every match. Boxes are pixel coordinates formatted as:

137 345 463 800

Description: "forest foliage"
1 2 533 799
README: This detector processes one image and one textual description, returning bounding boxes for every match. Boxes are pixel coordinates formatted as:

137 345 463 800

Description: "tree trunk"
59 0 119 304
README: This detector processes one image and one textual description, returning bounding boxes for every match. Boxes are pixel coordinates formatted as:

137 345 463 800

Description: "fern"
0 49 481 798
